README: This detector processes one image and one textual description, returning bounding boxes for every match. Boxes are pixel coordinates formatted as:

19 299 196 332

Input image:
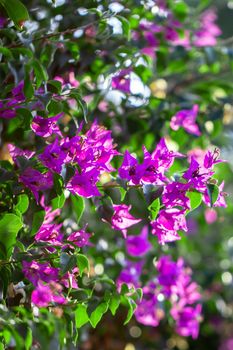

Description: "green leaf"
171 1 188 20
31 210 45 236
0 46 13 59
0 0 29 29
89 302 108 328
53 173 63 196
16 108 33 129
70 92 88 123
47 99 63 115
136 287 143 302
207 184 219 207
117 15 131 40
60 252 77 275
31 59 48 88
14 194 29 214
109 293 121 316
119 187 127 201
11 47 33 58
24 64 34 99
148 198 160 220
71 194 85 224
25 328 32 350
0 213 23 259
75 304 89 328
77 254 90 277
120 283 129 295
51 193 66 210
186 191 203 213
0 264 12 297
47 80 62 94
123 296 137 325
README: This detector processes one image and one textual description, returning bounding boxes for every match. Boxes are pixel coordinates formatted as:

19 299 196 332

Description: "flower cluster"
134 255 202 339
9 116 225 247
10 118 118 203
6 111 225 339
21 197 91 306
0 81 25 119
132 7 221 58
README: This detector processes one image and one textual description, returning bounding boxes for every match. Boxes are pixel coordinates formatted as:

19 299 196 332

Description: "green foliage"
0 0 29 28
76 254 90 277
71 195 85 224
0 214 23 259
207 183 219 207
75 304 89 328
187 191 203 213
14 194 29 215
148 198 160 220
89 302 109 328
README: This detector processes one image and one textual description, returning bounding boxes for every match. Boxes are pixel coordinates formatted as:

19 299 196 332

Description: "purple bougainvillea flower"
0 101 17 119
135 282 164 327
203 148 223 169
139 20 162 33
31 282 66 307
187 148 206 163
144 31 159 47
111 204 141 238
8 144 35 166
117 260 143 290
151 208 187 245
112 69 131 93
0 81 25 119
171 304 202 339
118 150 142 185
0 16 7 28
67 168 101 198
34 204 63 249
41 202 61 224
31 114 63 137
142 138 183 183
183 157 212 193
170 105 201 136
12 81 25 101
204 208 218 224
183 149 223 192
156 256 184 296
35 223 63 247
19 168 53 202
162 182 190 210
194 9 221 47
169 29 191 48
82 121 119 172
60 269 78 289
126 226 151 257
67 228 91 248
219 338 233 350
31 284 53 307
61 121 118 177
139 147 167 185
54 71 79 89
39 138 67 173
119 139 182 186
135 255 202 335
141 47 156 58
22 261 59 286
